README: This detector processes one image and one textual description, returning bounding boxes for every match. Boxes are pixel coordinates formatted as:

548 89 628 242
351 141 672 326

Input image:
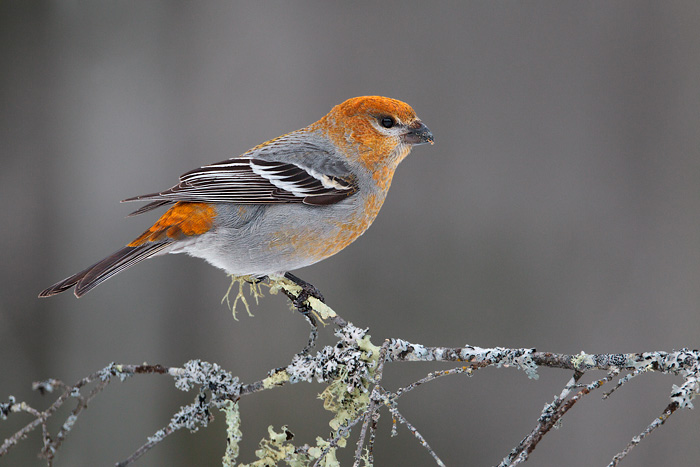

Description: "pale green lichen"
357 335 380 362
267 276 337 323
307 297 337 320
267 276 301 302
221 400 242 467
359 447 372 467
263 370 291 389
571 351 595 371
241 426 298 467
320 375 370 431
318 330 378 432
248 327 378 465
238 426 343 467
312 436 343 466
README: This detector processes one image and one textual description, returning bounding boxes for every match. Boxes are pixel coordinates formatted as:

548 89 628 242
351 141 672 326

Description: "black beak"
402 120 434 145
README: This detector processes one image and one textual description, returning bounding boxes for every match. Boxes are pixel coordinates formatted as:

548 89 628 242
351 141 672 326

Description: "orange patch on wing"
128 202 216 246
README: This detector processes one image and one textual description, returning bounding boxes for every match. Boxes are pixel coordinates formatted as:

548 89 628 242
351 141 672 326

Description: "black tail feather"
124 200 173 217
38 269 90 297
39 243 169 298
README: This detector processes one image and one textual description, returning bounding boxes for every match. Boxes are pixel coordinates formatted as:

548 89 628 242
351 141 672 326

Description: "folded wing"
123 155 357 216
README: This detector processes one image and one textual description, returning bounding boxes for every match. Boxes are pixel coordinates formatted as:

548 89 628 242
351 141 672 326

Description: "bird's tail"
39 243 169 298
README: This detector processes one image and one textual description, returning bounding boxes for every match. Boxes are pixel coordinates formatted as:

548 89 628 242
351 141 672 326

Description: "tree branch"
2 278 698 466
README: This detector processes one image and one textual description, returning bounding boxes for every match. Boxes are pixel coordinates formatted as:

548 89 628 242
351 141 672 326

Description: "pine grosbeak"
39 96 434 298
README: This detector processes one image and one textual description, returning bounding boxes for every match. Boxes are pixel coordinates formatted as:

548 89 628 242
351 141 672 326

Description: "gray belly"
175 200 363 276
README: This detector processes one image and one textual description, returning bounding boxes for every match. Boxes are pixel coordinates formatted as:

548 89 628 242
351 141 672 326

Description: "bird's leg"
280 272 325 355
279 288 318 355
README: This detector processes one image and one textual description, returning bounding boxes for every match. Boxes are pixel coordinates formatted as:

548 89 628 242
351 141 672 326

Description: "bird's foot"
283 272 325 304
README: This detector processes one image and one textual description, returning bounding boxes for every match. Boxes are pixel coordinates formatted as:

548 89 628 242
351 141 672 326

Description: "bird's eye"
380 116 395 129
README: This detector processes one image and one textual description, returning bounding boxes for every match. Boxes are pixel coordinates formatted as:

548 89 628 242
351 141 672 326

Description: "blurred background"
2 2 699 466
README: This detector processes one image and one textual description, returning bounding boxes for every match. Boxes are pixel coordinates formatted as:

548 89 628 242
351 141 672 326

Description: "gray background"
2 2 699 466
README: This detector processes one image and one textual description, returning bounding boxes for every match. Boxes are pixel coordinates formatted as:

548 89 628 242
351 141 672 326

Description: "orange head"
313 96 433 174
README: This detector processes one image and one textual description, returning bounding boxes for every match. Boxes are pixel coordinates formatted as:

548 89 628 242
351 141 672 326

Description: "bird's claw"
283 272 325 304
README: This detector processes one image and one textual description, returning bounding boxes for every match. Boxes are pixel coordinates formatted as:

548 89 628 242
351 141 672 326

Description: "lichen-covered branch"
2 280 699 466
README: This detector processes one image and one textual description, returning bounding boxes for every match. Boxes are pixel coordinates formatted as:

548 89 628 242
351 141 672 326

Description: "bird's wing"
122 146 358 214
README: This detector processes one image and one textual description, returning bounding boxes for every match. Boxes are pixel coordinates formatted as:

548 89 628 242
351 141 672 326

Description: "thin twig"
393 364 485 401
388 404 445 467
608 402 680 467
367 411 379 465
603 366 646 400
501 371 617 466
115 424 176 467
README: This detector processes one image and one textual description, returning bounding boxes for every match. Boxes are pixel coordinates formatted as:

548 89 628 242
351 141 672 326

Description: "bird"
39 96 434 298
